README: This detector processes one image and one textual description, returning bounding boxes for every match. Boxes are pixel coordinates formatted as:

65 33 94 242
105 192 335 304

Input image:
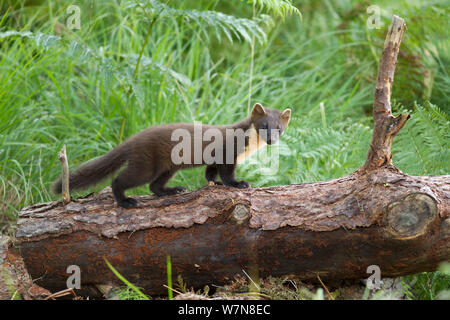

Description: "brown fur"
52 103 291 208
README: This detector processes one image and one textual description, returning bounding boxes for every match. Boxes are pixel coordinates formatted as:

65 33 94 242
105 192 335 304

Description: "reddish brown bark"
0 235 51 299
4 15 450 298
12 169 450 297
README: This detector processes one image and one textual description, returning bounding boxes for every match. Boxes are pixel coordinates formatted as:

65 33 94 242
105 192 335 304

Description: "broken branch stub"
58 145 70 205
362 15 410 172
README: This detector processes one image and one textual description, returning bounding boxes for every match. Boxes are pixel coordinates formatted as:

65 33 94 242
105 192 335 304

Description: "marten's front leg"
217 164 250 189
205 165 223 185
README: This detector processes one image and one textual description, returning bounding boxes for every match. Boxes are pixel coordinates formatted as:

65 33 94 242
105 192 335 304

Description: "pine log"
12 170 450 296
7 15 450 297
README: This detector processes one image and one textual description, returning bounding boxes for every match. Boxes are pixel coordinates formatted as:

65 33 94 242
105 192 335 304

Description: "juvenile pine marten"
52 103 291 208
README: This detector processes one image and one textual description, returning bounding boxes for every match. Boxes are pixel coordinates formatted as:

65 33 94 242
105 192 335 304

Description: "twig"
58 145 70 205
163 284 183 296
44 288 77 300
317 274 334 300
242 268 260 291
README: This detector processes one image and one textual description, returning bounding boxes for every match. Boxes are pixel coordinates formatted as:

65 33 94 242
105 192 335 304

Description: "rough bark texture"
12 170 450 296
0 235 51 299
4 15 450 298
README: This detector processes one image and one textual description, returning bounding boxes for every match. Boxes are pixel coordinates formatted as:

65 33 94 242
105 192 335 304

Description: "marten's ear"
251 103 267 118
280 108 291 127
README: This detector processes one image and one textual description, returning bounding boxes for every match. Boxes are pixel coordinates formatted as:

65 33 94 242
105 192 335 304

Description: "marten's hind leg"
112 167 152 208
150 169 186 196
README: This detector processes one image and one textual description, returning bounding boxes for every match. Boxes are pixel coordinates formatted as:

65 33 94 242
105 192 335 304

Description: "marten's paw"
228 180 250 189
236 180 250 188
164 186 186 195
118 197 139 208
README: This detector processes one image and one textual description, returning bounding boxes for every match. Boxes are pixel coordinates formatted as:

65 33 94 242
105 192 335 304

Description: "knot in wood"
231 204 250 224
386 193 437 238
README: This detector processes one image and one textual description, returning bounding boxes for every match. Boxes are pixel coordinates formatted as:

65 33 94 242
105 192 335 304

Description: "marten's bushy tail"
52 144 129 194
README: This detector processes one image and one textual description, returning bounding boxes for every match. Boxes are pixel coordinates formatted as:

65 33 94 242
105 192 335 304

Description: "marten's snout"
259 128 280 145
266 135 278 145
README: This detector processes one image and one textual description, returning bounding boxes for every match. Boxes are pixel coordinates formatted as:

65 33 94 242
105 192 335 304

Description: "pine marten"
52 103 291 208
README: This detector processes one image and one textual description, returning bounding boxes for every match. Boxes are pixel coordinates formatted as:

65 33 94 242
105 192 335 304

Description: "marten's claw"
172 186 186 194
208 181 223 186
161 186 186 196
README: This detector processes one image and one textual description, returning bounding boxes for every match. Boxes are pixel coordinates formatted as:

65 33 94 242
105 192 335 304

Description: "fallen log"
13 172 450 297
7 15 450 298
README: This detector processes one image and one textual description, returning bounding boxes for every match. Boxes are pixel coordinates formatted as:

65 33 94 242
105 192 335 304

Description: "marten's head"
250 103 291 145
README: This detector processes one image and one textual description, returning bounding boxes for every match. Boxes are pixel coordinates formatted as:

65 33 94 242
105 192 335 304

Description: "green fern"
238 119 372 186
125 0 268 43
246 0 302 20
240 101 448 188
0 30 189 94
393 102 449 175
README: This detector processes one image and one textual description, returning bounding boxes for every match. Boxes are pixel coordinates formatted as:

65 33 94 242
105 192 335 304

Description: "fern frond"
121 53 192 87
238 120 372 186
0 31 68 51
0 30 112 75
246 0 302 20
393 102 449 175
0 30 189 93
125 0 267 43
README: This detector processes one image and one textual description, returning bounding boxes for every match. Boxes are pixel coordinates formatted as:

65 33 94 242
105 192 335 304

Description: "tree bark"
12 172 450 297
0 235 51 299
5 16 450 298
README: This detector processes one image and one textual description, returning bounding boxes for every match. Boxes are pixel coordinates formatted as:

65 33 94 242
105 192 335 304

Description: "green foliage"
112 286 150 300
167 254 173 300
402 269 450 300
176 274 210 297
246 0 302 19
104 258 151 300
240 101 448 186
125 0 269 43
331 0 450 111
394 102 449 175
214 275 325 300
259 277 325 300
